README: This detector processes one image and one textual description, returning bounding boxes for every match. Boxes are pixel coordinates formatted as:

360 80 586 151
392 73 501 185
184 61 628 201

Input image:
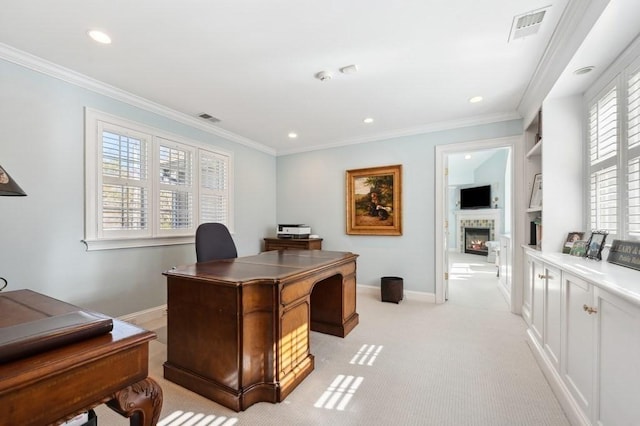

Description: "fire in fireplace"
464 227 490 256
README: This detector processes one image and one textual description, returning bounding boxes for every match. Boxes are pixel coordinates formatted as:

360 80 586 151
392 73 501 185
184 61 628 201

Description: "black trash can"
381 276 403 303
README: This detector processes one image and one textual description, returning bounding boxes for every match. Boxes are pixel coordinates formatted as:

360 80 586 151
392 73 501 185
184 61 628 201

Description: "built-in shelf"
526 207 542 213
525 140 542 158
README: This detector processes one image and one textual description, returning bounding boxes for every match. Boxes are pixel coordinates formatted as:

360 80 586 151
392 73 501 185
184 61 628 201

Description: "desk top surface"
0 290 155 387
165 249 357 284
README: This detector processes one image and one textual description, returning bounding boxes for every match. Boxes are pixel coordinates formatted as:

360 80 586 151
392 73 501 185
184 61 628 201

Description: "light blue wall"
0 58 276 316
277 121 522 294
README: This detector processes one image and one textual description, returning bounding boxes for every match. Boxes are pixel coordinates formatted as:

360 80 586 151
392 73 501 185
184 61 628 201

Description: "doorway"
434 136 518 310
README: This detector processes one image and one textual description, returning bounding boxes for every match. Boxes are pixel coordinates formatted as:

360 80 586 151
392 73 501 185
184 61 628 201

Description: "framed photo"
569 240 588 257
563 232 585 254
529 173 542 209
346 164 402 235
585 231 608 260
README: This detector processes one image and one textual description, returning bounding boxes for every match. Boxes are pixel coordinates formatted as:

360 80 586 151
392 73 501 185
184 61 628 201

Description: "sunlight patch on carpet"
158 410 238 426
314 374 364 411
349 344 383 366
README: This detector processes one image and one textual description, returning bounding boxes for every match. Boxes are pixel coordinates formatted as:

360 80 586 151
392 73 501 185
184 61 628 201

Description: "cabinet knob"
583 304 598 315
537 274 550 279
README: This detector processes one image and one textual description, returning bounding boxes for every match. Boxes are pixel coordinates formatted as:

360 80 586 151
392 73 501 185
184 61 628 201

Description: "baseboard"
120 287 435 325
526 329 591 426
357 284 436 303
118 304 167 326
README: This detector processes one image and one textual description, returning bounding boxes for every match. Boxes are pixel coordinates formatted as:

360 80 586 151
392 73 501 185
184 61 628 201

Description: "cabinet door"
595 289 640 425
562 273 594 418
543 264 562 371
530 258 545 344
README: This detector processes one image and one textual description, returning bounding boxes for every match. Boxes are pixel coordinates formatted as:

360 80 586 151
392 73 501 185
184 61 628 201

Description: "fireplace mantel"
455 209 501 252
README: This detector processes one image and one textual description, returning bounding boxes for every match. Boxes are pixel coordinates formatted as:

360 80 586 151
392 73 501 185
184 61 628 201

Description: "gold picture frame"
346 164 402 235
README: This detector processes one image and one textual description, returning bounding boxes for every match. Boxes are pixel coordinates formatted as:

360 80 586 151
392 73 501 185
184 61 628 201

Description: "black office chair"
195 223 238 262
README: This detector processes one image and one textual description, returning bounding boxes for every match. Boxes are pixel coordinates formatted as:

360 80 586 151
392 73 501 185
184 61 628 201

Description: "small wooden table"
0 290 163 426
163 249 358 411
263 237 323 251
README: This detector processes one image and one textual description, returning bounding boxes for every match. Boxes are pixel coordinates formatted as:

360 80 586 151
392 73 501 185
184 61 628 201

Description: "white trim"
357 284 435 303
278 111 521 156
118 304 167 326
82 236 194 251
0 43 275 156
518 0 610 126
435 136 520 309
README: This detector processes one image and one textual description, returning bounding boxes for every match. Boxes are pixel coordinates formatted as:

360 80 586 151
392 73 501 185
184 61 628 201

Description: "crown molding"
276 111 522 156
517 0 610 127
0 43 276 156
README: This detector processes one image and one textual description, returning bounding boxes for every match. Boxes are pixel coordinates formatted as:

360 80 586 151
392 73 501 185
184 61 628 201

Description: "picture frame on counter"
563 231 585 254
585 231 608 260
606 239 640 271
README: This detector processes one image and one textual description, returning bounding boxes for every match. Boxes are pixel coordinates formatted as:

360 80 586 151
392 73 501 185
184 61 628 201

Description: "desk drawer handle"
583 304 598 315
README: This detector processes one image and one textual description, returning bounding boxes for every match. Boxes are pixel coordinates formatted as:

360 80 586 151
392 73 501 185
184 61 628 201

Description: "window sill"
82 236 195 251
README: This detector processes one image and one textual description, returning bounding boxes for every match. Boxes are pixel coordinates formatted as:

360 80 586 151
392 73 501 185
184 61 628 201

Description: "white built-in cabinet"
524 249 640 425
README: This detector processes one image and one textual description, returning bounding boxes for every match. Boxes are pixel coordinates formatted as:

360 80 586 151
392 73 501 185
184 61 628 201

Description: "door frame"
434 135 522 313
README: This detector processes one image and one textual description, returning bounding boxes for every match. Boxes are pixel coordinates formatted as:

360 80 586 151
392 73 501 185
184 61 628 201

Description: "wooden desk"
0 290 162 426
263 237 323 251
163 249 358 411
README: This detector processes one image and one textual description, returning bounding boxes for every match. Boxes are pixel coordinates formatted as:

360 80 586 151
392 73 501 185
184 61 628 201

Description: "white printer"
277 224 311 239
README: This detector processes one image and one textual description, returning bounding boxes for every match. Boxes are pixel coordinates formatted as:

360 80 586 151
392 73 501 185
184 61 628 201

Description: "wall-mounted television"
460 185 491 209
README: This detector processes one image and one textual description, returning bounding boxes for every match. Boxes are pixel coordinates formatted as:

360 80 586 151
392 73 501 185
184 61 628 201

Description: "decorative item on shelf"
533 216 542 249
569 240 588 257
585 230 608 260
563 231 585 254
1 163 27 291
529 173 542 209
606 239 640 271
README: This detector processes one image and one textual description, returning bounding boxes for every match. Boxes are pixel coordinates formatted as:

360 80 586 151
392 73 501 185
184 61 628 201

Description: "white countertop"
524 247 640 307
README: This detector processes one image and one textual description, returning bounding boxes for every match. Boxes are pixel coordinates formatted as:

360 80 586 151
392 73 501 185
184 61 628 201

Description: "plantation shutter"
628 68 640 236
100 125 150 236
158 139 193 231
589 86 618 234
199 149 229 225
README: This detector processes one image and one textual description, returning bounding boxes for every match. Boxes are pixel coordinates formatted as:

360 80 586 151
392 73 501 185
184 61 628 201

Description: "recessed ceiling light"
363 117 374 124
574 66 595 75
464 154 472 160
469 96 483 103
87 30 111 44
288 132 298 139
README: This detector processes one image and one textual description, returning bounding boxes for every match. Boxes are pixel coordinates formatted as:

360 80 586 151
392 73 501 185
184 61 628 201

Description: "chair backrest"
195 223 238 262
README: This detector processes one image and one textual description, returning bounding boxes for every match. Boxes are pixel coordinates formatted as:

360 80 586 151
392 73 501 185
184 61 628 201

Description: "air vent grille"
509 6 549 42
198 113 221 123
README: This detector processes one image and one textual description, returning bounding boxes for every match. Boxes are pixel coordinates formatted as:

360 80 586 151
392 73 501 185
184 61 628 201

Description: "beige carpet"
95 252 569 425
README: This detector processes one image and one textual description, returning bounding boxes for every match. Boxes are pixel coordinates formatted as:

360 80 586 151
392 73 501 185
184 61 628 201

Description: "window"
586 55 640 241
84 109 232 250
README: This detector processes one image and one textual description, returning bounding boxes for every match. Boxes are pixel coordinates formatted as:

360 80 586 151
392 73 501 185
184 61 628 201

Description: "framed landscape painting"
346 164 402 235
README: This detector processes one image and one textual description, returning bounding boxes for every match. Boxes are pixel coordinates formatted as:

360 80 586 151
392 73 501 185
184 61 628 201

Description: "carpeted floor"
95 252 569 425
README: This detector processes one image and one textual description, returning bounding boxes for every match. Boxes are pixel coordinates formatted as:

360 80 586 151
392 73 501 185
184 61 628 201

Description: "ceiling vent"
198 113 221 123
509 6 550 42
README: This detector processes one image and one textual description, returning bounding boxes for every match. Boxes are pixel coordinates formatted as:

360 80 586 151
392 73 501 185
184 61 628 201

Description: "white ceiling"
0 0 619 155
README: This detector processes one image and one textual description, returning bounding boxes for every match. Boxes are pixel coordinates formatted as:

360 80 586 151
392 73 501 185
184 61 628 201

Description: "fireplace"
464 227 490 256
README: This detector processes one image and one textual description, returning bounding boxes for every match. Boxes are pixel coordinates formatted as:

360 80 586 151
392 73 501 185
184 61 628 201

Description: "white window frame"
585 44 640 242
84 108 234 250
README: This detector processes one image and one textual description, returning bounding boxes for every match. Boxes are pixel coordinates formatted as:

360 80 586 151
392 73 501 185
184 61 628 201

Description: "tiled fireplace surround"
455 209 501 253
